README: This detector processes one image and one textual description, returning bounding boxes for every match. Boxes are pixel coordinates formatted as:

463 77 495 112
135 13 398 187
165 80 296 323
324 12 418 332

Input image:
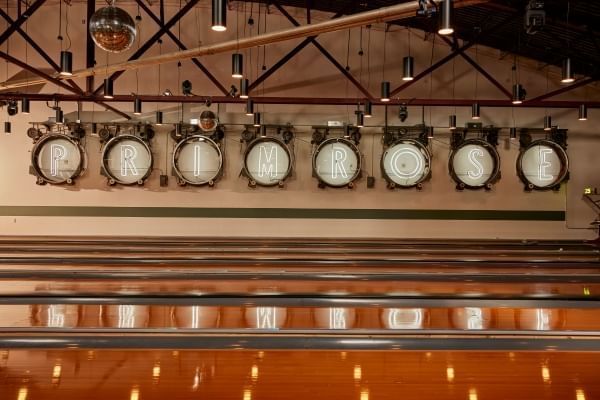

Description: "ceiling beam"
0 0 46 46
528 77 598 102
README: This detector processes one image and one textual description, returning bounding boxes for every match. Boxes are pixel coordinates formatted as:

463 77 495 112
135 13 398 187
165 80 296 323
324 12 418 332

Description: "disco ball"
89 6 136 53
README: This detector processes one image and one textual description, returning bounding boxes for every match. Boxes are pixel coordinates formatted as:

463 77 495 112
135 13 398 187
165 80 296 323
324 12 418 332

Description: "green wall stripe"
0 206 565 221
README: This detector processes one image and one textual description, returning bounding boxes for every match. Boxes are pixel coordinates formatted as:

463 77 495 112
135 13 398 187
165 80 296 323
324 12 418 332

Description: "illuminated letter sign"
382 140 430 187
450 307 492 330
313 138 361 187
330 308 347 329
382 308 427 329
120 144 138 176
244 138 291 186
467 148 484 179
173 136 223 185
257 307 276 329
50 144 67 177
518 141 568 189
450 141 499 188
47 305 66 328
102 136 153 185
32 135 84 184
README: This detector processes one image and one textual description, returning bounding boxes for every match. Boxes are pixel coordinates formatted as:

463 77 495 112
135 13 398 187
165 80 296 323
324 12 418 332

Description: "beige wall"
0 2 598 239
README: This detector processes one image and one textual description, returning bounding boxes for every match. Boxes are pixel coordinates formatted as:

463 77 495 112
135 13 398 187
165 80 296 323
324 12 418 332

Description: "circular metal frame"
31 134 85 184
172 135 223 186
243 136 293 187
516 139 569 190
380 139 432 188
101 135 153 185
312 137 362 188
448 138 501 190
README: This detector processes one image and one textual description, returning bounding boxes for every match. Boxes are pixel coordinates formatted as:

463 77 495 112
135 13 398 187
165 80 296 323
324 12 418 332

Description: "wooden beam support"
0 0 46 46
528 77 598 102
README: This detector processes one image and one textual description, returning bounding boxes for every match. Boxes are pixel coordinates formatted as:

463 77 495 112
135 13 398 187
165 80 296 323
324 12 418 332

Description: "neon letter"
193 145 202 177
329 308 347 329
47 305 65 328
332 146 348 179
50 144 67 177
538 148 553 181
118 305 136 328
467 148 484 179
387 309 423 329
390 148 422 179
257 145 277 178
256 307 276 329
465 307 484 330
535 309 551 330
120 144 138 176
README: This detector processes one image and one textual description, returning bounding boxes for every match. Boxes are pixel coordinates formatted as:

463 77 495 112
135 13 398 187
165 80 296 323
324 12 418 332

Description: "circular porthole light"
517 139 568 190
381 139 431 188
449 139 500 189
243 136 292 186
312 137 361 188
172 135 223 186
31 134 85 184
101 135 153 185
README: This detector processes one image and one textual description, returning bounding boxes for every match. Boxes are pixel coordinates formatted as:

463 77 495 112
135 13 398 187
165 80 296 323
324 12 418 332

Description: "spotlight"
156 110 163 125
509 127 517 140
472 103 480 119
21 98 30 114
134 98 142 115
512 83 526 104
525 0 545 35
438 0 454 35
240 79 249 99
561 58 574 84
6 100 18 116
253 112 261 127
246 99 254 116
399 105 408 122
543 115 552 131
449 114 457 130
381 81 391 102
212 0 227 32
402 56 414 81
103 78 114 99
232 53 243 78
364 100 373 118
578 104 587 121
60 50 73 76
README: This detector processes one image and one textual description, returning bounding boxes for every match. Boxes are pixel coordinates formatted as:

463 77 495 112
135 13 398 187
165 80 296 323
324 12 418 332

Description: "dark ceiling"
252 0 600 78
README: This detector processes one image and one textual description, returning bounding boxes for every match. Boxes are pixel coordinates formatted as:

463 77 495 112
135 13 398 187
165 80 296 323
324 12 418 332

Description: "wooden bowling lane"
0 349 599 400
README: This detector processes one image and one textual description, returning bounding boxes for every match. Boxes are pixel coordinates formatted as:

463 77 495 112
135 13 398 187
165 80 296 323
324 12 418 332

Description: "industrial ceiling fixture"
364 101 373 118
21 98 30 114
232 53 244 78
438 0 454 35
103 78 114 99
578 104 588 121
55 107 64 125
60 51 73 76
471 103 480 119
240 79 249 99
89 2 137 53
381 25 390 102
356 110 364 128
450 58 457 130
133 98 142 115
510 127 517 140
403 28 414 81
543 115 552 131
381 81 391 102
472 44 480 119
561 58 574 84
449 114 457 130
156 111 164 125
253 112 261 127
512 83 525 104
4 121 10 134
246 99 254 116
212 0 227 32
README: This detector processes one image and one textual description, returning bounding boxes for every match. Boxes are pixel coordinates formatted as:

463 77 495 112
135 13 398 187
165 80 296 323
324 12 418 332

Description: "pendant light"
253 112 261 127
232 53 243 78
60 51 73 76
246 99 254 116
402 56 414 81
156 111 163 125
543 115 552 131
364 101 373 118
578 104 587 121
449 114 457 130
427 127 434 139
103 78 114 99
512 83 525 104
92 123 98 134
471 103 480 119
438 0 454 35
561 58 574 84
4 121 11 134
356 111 364 128
509 127 517 140
472 45 480 119
381 81 390 102
55 108 64 125
21 98 30 114
133 98 142 115
212 0 227 32
240 79 249 99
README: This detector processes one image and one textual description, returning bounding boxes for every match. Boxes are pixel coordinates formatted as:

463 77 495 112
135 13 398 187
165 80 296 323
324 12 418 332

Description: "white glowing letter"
118 305 136 328
329 308 347 329
50 144 67 177
332 146 348 179
193 145 202 177
390 148 422 179
388 309 423 329
47 305 65 328
465 307 484 330
120 145 138 176
538 148 553 181
256 307 276 329
257 145 277 178
467 148 484 179
535 309 551 330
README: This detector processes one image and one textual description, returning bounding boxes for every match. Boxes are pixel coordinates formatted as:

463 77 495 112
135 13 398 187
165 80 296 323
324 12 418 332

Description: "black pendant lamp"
246 99 254 116
509 127 517 140
212 0 227 32
55 108 64 125
134 98 142 115
156 111 163 125
4 121 11 134
240 79 249 99
253 112 261 127
364 101 373 118
471 103 480 119
512 83 525 104
543 115 552 131
561 58 574 84
60 50 73 76
578 104 588 121
92 123 98 134
438 0 454 35
427 127 434 139
356 111 364 128
381 81 391 102
402 56 414 81
449 114 457 130
103 78 114 99
232 53 243 78
21 98 30 114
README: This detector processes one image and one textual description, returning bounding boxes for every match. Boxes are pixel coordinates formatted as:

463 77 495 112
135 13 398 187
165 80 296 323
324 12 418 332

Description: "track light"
253 112 261 127
156 110 163 125
211 0 227 32
4 121 11 134
21 98 30 114
356 111 364 128
512 83 525 104
510 127 517 140
449 114 457 130
561 58 574 84
240 79 249 99
134 98 142 115
381 81 391 102
60 50 73 76
55 108 64 125
246 99 254 116
103 78 114 99
438 0 454 35
364 100 372 118
579 104 587 121
471 103 480 119
402 56 414 81
232 53 243 78
544 115 552 131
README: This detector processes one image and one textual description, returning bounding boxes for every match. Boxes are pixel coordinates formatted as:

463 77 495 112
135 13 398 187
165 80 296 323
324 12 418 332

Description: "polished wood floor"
0 349 599 400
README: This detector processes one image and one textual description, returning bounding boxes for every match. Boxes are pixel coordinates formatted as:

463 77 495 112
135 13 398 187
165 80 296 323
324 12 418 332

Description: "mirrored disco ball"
89 6 136 53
